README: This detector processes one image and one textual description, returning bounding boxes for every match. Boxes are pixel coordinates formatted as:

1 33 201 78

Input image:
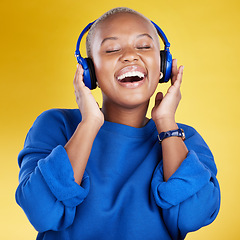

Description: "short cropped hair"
86 7 156 58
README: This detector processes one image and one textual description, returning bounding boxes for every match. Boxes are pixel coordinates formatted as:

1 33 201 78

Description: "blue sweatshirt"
15 109 220 240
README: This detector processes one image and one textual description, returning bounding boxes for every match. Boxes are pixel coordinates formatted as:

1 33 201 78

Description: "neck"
101 100 150 128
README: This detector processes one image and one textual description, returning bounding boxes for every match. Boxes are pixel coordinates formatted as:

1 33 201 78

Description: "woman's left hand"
151 59 183 131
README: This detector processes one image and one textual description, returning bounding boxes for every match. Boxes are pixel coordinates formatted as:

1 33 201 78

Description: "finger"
73 64 82 85
74 64 84 90
174 65 184 88
155 92 164 106
73 64 80 83
171 59 178 85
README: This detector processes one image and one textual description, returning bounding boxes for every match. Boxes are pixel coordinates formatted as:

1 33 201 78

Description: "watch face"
180 128 186 141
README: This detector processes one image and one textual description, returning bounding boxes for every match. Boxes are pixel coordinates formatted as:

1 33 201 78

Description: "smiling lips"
115 65 147 87
117 71 145 82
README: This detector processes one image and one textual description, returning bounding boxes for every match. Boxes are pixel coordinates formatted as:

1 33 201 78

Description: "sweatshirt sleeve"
15 109 90 232
151 124 220 240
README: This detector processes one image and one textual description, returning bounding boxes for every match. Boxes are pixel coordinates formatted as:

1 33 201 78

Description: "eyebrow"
136 33 153 40
100 33 153 46
101 37 118 46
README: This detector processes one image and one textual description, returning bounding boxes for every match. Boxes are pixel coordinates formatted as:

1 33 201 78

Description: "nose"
120 48 139 63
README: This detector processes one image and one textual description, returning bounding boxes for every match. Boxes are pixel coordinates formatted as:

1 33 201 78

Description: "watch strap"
158 128 185 143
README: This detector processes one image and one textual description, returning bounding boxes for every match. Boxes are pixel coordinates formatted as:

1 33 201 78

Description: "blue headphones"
75 20 172 90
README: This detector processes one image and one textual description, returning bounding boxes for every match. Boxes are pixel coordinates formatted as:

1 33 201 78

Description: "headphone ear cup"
160 50 166 83
84 58 97 90
160 50 172 83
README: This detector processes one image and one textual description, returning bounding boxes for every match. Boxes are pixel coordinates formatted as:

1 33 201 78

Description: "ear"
159 72 163 80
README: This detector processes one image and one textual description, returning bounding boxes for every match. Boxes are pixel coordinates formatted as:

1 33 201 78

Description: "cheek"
154 52 161 73
147 53 161 80
93 56 115 82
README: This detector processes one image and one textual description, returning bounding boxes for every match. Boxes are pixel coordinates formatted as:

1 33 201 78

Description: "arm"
152 59 187 181
15 110 90 232
151 126 220 239
151 60 220 238
16 65 103 231
65 64 104 184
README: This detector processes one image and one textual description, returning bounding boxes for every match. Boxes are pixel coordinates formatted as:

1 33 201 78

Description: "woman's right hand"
73 64 104 127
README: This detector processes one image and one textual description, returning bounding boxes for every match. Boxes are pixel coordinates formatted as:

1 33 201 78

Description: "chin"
117 93 151 109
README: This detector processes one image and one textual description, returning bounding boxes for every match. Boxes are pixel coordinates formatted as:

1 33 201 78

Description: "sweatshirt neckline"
101 119 157 139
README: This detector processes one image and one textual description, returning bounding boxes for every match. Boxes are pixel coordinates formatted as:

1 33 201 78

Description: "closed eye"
106 49 120 53
137 46 151 50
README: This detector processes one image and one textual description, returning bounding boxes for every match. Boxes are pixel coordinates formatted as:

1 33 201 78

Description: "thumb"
155 92 164 107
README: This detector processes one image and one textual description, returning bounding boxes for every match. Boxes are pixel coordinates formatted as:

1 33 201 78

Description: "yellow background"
1 0 239 239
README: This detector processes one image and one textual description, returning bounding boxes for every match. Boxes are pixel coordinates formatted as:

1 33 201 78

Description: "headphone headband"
150 21 170 49
75 21 96 61
75 20 171 58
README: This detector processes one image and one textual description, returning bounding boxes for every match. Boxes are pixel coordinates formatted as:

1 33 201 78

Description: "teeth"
117 71 144 81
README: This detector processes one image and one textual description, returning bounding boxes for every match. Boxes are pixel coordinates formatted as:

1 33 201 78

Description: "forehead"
94 12 158 40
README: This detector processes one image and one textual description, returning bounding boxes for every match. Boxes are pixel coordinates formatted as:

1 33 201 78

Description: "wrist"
154 118 178 133
158 128 185 143
81 116 104 131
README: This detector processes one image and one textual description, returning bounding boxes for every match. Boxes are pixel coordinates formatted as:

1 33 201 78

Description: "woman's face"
91 13 161 108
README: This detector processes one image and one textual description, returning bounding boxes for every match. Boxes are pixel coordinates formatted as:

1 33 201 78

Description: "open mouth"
117 71 145 83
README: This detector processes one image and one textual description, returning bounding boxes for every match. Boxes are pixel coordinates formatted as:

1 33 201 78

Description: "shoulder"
177 122 214 157
177 123 209 149
177 123 199 139
32 108 82 132
24 108 81 148
36 108 81 125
